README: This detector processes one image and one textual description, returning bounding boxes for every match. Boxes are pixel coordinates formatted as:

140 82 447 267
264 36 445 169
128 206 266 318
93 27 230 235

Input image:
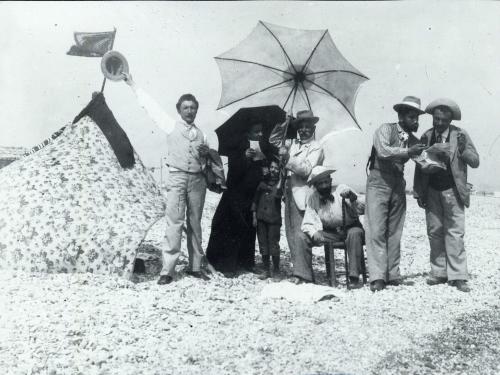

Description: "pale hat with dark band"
393 96 425 115
307 166 336 186
425 98 462 121
291 110 319 127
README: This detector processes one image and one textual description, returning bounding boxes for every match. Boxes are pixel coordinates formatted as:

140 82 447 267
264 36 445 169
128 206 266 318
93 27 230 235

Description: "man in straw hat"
365 96 427 292
413 98 479 293
301 166 365 288
279 110 324 284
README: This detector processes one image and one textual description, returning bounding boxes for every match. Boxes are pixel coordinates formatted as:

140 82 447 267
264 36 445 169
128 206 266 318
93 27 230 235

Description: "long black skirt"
206 191 256 274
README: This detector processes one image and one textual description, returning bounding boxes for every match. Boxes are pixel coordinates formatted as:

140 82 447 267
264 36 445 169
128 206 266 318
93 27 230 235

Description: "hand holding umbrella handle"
275 115 292 190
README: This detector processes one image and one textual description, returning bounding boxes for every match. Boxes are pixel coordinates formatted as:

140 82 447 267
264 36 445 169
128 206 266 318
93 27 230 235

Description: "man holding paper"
413 99 479 292
365 96 427 292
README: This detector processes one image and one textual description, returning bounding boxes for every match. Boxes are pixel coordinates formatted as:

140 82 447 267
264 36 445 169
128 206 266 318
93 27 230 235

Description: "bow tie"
319 194 335 204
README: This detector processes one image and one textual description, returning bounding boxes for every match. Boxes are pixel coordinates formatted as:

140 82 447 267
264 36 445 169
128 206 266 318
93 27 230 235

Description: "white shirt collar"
436 127 450 140
177 118 197 129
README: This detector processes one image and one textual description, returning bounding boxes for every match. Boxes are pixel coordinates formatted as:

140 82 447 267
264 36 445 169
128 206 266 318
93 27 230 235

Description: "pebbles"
0 196 499 374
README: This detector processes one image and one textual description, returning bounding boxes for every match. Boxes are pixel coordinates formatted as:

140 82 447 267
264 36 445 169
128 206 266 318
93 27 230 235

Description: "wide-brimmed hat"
307 166 336 186
393 96 425 115
101 50 129 82
291 110 319 127
425 98 461 121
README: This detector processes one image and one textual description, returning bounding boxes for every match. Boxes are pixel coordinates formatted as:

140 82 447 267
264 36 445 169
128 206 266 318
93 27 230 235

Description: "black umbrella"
215 105 296 157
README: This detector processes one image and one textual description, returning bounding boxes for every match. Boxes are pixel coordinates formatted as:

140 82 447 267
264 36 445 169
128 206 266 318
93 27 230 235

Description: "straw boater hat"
425 98 461 121
101 50 129 81
393 96 425 115
307 166 336 186
291 110 319 127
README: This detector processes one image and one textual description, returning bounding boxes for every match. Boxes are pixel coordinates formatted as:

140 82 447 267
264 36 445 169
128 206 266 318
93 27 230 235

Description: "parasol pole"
100 27 117 93
276 84 298 191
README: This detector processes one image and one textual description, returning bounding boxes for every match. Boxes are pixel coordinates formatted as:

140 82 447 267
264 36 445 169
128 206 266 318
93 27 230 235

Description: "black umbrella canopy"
215 105 296 157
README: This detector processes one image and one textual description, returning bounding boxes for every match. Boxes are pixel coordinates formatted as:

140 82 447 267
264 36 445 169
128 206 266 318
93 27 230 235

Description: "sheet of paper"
249 140 265 161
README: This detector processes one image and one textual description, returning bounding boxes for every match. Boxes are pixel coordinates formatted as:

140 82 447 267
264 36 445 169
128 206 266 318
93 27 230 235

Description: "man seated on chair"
301 166 365 288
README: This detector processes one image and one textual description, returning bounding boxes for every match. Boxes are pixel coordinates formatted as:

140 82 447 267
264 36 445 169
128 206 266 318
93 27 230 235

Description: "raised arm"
122 73 175 135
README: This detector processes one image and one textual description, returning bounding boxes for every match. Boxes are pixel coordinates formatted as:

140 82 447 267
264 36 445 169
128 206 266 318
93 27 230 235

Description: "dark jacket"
251 181 283 224
204 149 227 193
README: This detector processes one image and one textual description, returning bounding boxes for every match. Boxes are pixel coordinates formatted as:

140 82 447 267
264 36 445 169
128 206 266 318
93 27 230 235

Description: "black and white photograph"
0 1 499 374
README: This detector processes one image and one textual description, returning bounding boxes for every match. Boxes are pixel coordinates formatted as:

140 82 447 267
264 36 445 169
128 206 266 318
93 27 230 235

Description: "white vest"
166 122 204 173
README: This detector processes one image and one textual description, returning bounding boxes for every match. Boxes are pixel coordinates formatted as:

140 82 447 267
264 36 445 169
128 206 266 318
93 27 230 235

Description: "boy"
252 159 283 279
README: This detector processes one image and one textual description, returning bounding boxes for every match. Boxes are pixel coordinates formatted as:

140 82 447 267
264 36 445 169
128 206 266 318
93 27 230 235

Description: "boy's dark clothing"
252 181 282 224
252 180 282 257
257 222 281 256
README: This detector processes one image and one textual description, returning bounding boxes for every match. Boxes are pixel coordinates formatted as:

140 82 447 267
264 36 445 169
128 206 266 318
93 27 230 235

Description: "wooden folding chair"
323 198 368 288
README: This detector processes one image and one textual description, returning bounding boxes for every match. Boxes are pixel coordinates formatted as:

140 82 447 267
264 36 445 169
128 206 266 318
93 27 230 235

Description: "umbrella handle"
275 115 293 191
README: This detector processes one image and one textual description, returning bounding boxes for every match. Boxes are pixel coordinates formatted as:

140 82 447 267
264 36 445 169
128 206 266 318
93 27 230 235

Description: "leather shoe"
348 276 363 289
370 279 386 292
185 270 210 281
426 276 447 286
157 275 173 285
449 280 470 293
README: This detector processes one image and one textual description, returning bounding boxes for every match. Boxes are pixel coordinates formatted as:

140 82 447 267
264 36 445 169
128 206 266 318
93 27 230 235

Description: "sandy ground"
0 195 499 375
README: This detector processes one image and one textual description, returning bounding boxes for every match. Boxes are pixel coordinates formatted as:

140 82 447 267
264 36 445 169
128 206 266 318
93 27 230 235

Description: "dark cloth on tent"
73 93 135 169
206 139 265 273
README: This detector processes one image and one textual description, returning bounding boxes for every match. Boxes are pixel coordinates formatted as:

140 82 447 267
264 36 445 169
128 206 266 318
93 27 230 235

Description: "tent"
0 93 166 278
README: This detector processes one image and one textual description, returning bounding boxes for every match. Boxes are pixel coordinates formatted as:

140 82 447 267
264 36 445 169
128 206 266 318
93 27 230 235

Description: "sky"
1 1 499 191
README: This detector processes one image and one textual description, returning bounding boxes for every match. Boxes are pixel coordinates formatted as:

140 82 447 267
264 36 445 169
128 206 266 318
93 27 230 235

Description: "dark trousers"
256 221 281 257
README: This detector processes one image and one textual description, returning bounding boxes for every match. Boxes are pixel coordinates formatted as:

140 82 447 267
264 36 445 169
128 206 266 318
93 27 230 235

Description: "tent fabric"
73 93 135 169
0 96 166 278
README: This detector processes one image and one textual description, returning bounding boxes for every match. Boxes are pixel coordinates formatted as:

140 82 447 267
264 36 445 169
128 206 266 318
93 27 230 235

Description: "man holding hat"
413 98 479 293
279 110 324 284
301 166 365 288
365 96 427 292
122 73 211 285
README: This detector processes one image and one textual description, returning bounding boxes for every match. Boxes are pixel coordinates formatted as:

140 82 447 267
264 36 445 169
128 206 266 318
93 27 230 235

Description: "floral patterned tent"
0 94 166 278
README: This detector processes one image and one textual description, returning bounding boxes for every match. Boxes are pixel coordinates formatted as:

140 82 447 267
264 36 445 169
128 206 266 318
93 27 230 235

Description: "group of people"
122 73 479 293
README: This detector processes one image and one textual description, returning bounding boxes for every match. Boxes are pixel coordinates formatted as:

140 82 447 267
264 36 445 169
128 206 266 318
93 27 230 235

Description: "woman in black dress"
206 123 266 277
